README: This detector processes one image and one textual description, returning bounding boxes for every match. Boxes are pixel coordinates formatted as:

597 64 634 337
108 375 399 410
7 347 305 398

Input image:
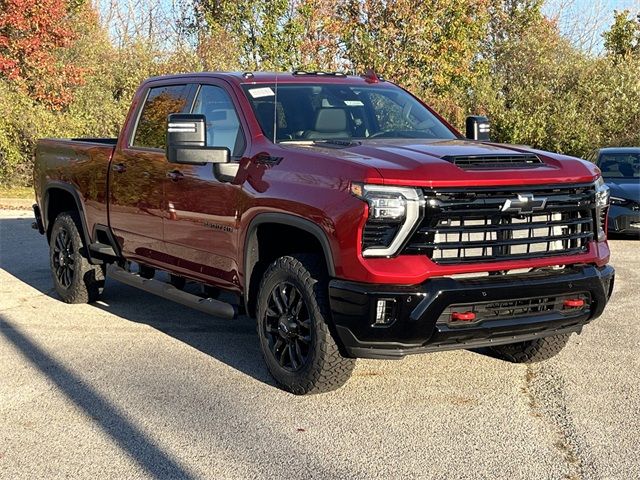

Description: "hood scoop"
443 153 543 169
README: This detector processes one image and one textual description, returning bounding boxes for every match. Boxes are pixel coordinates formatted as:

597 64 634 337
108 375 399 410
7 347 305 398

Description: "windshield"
598 153 640 179
241 83 457 143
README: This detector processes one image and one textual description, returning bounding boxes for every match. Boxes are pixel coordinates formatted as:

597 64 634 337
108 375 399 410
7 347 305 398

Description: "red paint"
34 72 611 295
563 299 585 308
451 312 476 321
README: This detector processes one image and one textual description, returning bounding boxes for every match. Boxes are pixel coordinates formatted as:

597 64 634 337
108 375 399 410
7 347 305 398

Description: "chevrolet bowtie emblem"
501 194 547 214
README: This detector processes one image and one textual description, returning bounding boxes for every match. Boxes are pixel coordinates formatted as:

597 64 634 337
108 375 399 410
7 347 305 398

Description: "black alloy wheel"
52 226 75 288
263 282 312 371
256 255 356 394
49 211 105 303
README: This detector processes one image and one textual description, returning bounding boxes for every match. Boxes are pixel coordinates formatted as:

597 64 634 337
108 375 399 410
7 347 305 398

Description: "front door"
109 83 194 262
163 83 248 290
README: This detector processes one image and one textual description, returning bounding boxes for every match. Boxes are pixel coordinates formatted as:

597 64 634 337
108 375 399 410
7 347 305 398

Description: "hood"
605 178 640 201
284 139 599 187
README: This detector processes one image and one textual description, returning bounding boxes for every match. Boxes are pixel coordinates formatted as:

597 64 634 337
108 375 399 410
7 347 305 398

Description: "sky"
543 0 640 53
99 0 640 55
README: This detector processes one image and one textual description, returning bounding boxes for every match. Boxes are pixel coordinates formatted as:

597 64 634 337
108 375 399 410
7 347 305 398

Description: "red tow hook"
563 298 585 309
451 311 476 322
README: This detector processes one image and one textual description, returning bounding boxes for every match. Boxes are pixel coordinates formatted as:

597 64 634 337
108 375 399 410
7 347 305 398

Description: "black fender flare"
43 181 94 261
243 212 336 309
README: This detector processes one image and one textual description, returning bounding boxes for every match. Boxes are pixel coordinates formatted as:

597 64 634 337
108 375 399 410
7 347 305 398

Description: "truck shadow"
1 216 360 479
0 216 273 388
99 278 275 387
0 312 199 479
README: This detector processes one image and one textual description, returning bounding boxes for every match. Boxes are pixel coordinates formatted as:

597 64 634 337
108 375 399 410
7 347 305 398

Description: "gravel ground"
1 208 638 480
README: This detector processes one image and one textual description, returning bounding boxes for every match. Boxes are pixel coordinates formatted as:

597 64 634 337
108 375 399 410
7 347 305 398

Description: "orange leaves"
0 0 85 110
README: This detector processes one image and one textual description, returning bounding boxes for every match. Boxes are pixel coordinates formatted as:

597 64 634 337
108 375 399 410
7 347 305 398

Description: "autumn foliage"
0 0 638 186
0 0 85 109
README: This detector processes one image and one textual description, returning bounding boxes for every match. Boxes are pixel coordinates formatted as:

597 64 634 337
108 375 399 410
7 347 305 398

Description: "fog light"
374 298 396 326
451 311 476 322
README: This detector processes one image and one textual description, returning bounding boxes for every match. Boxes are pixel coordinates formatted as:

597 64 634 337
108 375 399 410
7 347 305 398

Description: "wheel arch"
243 213 336 317
43 182 94 260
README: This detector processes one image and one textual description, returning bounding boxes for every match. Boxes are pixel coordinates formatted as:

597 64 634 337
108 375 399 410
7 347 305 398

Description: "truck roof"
142 71 389 87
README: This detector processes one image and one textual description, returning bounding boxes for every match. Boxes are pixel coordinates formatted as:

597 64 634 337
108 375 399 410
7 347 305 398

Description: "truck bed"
34 137 117 238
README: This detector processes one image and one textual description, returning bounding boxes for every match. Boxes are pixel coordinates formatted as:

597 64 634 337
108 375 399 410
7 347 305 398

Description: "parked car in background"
588 147 640 236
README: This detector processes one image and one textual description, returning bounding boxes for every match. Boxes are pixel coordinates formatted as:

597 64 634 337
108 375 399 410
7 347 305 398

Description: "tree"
0 0 86 110
603 10 640 58
341 0 491 125
186 0 344 71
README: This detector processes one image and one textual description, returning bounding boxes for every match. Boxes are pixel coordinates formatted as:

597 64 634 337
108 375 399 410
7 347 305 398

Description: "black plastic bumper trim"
329 265 614 359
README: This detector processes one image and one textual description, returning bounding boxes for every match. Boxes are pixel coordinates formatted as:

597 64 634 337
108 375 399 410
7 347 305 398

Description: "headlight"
351 183 422 257
594 176 610 241
610 196 627 206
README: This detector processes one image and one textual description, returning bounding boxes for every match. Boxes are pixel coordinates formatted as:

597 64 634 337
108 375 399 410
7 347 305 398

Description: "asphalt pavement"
1 208 638 479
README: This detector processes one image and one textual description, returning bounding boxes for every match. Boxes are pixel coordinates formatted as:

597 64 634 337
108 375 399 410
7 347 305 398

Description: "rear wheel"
49 212 105 304
257 255 355 394
490 333 571 363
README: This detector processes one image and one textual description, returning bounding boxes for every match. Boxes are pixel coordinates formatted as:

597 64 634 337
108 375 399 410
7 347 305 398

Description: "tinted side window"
133 85 189 149
192 85 245 157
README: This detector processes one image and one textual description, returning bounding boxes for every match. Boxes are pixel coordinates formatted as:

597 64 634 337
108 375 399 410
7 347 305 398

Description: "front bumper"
608 205 640 235
329 265 615 359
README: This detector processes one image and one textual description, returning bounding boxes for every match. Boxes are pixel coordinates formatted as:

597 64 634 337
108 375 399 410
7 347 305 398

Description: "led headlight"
351 183 422 257
610 196 627 206
594 176 610 241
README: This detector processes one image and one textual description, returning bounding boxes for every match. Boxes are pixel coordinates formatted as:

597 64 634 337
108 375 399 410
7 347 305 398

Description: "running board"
107 265 236 319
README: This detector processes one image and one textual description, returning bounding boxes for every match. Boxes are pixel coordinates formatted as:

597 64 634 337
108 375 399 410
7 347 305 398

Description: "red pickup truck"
33 71 614 394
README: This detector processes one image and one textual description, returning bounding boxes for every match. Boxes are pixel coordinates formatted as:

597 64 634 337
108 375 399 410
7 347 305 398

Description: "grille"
405 184 596 264
438 292 591 326
444 154 543 169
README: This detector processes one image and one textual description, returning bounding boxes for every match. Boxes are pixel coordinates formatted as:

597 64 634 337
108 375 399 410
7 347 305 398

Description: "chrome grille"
405 184 596 264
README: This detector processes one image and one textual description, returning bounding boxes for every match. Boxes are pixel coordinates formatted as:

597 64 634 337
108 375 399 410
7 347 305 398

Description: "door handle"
166 170 184 181
112 163 126 173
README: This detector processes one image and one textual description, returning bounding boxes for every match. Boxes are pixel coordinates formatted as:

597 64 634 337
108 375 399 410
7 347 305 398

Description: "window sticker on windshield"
248 87 275 98
344 100 364 106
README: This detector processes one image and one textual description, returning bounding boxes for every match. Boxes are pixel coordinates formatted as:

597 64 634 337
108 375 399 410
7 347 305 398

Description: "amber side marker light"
451 311 476 322
563 299 585 308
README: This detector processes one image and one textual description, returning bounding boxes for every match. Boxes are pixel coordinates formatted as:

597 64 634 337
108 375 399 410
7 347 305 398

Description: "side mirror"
465 115 491 141
166 113 230 165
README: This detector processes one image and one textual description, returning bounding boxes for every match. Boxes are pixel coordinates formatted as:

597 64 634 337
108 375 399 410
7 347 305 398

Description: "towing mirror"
465 115 491 141
166 113 230 165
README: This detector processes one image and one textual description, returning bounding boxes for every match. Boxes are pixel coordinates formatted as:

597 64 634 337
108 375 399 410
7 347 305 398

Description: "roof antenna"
273 71 279 143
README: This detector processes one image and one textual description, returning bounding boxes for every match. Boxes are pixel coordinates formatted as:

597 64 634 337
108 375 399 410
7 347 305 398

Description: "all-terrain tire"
490 333 571 363
49 211 105 304
257 254 355 395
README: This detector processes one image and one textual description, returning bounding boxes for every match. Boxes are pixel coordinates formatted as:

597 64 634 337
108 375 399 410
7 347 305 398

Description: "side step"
89 242 118 257
107 265 236 319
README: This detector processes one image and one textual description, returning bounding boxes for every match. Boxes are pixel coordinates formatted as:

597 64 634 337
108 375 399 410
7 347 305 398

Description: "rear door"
162 82 248 290
109 82 195 262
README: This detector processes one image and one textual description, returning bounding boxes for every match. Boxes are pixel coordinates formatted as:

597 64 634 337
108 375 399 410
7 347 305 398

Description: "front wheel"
256 255 355 395
49 212 105 303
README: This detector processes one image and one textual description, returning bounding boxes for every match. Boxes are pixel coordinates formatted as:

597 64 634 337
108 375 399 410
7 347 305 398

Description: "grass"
0 186 34 200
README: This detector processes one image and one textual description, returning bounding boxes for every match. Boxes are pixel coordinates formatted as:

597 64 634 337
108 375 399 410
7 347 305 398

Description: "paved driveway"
1 209 638 479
